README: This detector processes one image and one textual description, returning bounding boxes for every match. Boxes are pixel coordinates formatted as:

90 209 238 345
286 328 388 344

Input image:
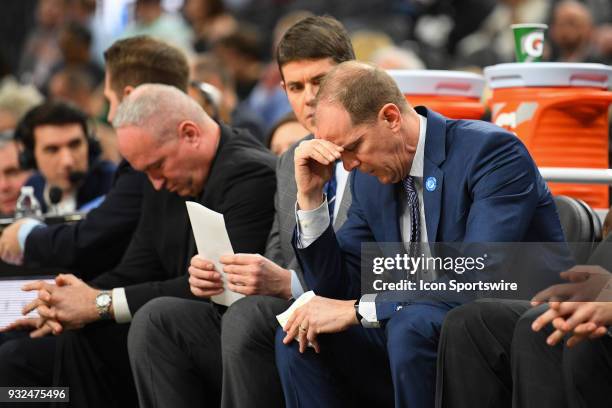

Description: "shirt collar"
409 114 427 178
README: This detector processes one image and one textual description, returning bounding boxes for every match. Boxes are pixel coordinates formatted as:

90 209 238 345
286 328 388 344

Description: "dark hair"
276 15 355 71
61 21 92 47
103 36 189 95
15 101 89 153
265 111 299 148
317 61 408 126
214 26 264 62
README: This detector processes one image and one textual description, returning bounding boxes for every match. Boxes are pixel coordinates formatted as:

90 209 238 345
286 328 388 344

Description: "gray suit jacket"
264 135 352 291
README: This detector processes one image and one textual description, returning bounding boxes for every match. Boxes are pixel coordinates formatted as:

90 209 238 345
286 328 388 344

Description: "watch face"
96 293 111 307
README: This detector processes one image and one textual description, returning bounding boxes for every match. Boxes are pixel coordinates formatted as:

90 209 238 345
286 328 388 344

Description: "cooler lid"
484 62 612 89
387 70 485 98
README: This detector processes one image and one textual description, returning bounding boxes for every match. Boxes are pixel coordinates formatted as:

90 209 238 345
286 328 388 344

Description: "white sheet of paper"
186 201 244 307
276 290 315 328
0 278 54 328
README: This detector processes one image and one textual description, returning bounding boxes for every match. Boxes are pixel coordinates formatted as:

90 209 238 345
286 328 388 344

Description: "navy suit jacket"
295 107 566 321
23 160 146 278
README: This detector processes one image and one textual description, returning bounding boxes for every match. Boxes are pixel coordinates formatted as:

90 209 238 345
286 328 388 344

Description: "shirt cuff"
112 288 132 323
595 278 612 301
78 195 106 212
358 293 380 328
295 197 330 248
290 269 305 299
18 218 45 252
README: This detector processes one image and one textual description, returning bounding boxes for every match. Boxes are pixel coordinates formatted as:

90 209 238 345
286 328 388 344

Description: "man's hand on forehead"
294 139 343 211
297 139 343 165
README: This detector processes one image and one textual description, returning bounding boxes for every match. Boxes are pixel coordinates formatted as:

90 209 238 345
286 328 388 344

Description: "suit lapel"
424 160 443 243
333 171 352 230
417 107 447 244
384 183 402 243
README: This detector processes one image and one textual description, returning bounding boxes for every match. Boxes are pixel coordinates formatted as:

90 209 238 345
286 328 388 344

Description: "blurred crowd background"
0 0 610 162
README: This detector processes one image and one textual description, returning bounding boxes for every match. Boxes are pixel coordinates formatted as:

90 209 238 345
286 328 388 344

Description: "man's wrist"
595 278 612 301
94 290 113 320
18 218 45 252
280 268 293 300
297 192 324 211
353 300 361 325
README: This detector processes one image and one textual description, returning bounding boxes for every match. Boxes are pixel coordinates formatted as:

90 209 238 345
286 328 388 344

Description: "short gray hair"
316 61 409 126
113 83 206 142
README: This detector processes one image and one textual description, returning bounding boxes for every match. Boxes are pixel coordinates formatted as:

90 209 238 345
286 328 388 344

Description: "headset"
0 129 14 145
14 102 102 170
190 80 222 122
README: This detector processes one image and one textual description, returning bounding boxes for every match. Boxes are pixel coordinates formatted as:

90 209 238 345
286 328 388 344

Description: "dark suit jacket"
295 107 566 322
91 124 277 315
23 160 147 278
265 134 352 291
25 159 117 214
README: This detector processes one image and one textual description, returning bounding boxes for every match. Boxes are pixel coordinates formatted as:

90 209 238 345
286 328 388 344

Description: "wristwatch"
354 301 364 324
95 291 113 320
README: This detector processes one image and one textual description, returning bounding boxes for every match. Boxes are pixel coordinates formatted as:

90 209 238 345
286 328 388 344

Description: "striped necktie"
402 176 420 244
324 167 337 224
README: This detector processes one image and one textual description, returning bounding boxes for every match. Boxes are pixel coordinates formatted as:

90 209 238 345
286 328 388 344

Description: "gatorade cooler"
484 63 612 209
388 70 486 119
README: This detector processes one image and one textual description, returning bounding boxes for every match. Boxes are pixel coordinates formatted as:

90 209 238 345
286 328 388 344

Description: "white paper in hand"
276 291 316 347
276 290 315 328
186 201 245 307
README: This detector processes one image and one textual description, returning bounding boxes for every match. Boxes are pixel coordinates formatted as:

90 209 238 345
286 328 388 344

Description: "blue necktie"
324 167 337 224
402 176 421 244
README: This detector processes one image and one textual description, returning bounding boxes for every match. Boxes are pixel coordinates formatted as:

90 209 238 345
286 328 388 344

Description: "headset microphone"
49 186 63 215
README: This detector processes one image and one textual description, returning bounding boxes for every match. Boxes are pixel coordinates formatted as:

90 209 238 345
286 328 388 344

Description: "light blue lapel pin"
425 176 437 192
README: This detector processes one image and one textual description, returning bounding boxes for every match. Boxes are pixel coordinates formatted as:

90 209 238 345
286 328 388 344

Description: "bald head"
113 83 213 143
315 61 409 127
114 83 221 197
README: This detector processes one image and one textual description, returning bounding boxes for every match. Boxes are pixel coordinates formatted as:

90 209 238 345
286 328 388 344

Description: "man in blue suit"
275 61 566 408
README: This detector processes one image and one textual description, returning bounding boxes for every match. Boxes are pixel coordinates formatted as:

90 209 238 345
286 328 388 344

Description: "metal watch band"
96 291 113 320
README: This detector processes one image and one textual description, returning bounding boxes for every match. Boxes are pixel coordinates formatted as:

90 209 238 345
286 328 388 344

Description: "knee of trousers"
386 306 441 365
512 304 549 348
221 295 283 354
128 296 185 355
562 340 607 389
442 301 525 340
274 326 300 375
440 303 480 340
443 301 505 329
0 339 31 383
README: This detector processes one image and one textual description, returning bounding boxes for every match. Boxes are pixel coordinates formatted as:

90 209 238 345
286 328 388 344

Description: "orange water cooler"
484 62 612 209
387 70 486 119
